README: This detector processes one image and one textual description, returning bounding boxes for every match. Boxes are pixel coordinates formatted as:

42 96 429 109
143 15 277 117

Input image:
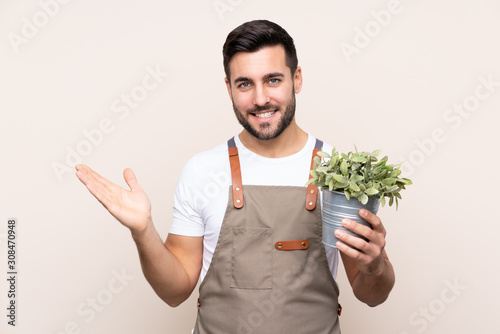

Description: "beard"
232 93 296 141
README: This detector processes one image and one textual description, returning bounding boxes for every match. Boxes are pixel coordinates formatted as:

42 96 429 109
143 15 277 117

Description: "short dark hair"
222 20 298 81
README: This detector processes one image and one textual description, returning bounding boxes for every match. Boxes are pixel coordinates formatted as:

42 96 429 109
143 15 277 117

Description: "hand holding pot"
335 209 394 306
335 209 387 276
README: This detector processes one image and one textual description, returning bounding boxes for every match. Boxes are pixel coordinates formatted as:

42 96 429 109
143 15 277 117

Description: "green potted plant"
307 147 412 248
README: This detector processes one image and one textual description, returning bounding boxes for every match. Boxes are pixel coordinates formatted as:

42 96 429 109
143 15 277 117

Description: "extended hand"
75 165 152 235
335 209 387 276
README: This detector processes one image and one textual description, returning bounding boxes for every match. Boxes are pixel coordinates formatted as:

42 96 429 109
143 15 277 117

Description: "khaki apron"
194 137 340 334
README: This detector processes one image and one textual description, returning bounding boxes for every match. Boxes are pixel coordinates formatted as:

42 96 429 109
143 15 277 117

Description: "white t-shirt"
169 133 339 282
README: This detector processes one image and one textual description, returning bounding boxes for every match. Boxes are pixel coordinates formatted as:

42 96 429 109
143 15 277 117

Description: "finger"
82 174 113 207
341 219 373 239
336 231 383 271
339 219 385 255
336 238 364 260
75 164 93 185
335 229 368 254
75 164 98 185
359 209 386 236
75 168 88 185
80 166 122 197
75 165 120 207
123 168 141 192
81 165 115 189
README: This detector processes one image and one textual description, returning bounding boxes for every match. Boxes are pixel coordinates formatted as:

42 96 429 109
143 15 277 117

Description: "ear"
225 77 233 101
293 66 303 94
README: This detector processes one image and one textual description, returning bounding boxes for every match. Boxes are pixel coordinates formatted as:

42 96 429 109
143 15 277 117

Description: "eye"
268 78 280 84
238 82 250 88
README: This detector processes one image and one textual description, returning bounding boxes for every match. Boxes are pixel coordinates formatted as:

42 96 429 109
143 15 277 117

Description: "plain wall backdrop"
1 0 499 333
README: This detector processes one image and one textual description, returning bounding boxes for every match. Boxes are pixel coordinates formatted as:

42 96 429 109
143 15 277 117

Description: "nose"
252 84 270 106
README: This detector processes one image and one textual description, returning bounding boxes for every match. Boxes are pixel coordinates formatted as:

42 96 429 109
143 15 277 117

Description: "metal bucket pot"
321 190 380 248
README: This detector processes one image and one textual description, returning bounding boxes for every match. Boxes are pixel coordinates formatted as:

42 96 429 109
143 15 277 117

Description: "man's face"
225 45 302 141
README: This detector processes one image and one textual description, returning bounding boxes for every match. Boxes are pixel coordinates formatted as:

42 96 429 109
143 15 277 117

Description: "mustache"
247 104 280 114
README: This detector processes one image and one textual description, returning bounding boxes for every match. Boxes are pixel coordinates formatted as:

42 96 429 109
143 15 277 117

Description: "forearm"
351 256 395 307
131 220 195 307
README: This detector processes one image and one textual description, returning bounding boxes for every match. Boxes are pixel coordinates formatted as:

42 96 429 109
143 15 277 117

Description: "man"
76 20 395 333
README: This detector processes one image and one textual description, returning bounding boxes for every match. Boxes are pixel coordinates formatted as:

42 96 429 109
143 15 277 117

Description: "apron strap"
227 137 244 208
305 139 323 211
227 137 323 210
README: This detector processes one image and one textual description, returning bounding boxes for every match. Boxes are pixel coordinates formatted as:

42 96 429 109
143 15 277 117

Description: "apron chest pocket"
230 227 273 289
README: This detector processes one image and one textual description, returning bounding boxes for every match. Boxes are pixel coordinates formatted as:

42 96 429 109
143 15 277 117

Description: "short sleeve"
169 157 206 237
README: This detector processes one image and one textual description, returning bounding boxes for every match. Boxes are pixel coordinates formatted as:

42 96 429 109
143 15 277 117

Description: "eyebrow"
233 76 251 85
233 72 285 85
263 72 284 80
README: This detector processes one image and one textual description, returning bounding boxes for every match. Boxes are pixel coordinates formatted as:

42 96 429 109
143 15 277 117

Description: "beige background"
1 0 499 333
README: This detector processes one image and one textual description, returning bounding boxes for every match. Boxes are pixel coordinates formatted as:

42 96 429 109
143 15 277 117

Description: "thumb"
123 168 141 191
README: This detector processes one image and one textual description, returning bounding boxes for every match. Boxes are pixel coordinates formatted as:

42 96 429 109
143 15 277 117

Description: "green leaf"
317 151 331 158
382 178 397 186
351 155 367 163
384 185 398 193
359 193 369 205
371 149 382 157
349 182 360 192
365 187 379 196
380 196 386 207
340 160 348 175
374 171 388 180
316 166 330 174
310 170 319 178
329 156 338 168
335 182 349 189
306 177 316 186
359 183 366 192
313 156 321 165
365 158 372 171
398 178 413 185
351 191 363 198
350 174 364 183
389 169 402 178
333 174 348 183
344 190 351 200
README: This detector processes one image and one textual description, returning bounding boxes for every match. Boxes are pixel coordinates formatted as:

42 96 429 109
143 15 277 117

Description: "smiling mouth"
252 110 277 118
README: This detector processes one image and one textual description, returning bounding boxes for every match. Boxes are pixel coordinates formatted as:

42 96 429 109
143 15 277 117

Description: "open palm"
75 165 152 234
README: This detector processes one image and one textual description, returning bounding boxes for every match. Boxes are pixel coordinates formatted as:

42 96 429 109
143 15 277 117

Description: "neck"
238 120 308 158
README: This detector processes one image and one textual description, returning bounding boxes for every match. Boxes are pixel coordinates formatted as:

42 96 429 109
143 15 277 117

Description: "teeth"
255 111 275 118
